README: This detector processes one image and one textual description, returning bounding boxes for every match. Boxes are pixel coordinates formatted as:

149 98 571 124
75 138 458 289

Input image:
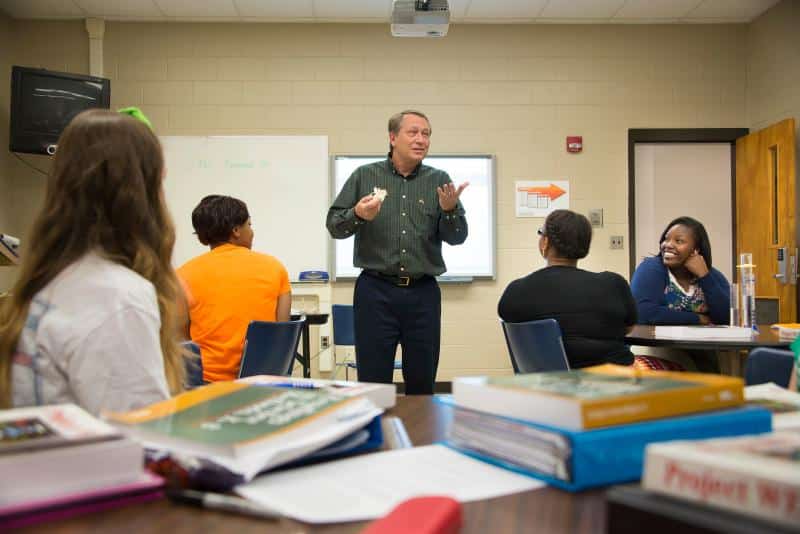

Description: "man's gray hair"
388 110 431 156
388 110 431 135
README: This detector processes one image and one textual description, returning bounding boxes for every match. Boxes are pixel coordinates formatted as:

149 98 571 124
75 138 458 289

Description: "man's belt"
363 270 431 287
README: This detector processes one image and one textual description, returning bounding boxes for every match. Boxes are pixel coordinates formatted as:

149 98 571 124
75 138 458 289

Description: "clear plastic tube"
738 253 757 329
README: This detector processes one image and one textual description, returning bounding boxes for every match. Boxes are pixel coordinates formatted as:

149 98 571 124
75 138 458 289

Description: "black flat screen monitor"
9 66 111 155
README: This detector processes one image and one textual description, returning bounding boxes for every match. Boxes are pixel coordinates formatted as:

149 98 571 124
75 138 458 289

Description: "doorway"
628 129 748 280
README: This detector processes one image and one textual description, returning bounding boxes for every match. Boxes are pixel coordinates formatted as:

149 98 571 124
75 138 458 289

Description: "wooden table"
31 397 606 534
625 325 789 351
626 324 790 375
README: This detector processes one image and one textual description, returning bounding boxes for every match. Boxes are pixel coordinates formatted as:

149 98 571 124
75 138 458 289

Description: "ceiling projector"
391 0 450 38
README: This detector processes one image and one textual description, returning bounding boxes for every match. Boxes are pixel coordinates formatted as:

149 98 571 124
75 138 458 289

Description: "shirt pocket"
418 204 440 237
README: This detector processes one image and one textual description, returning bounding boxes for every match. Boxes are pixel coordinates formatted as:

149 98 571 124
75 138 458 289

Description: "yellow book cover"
453 364 744 430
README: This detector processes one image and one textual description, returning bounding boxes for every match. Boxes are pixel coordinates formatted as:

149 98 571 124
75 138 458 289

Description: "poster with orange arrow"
515 180 570 217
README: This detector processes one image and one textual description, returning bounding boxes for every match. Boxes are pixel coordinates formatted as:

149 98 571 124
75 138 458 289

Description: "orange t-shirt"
177 244 291 382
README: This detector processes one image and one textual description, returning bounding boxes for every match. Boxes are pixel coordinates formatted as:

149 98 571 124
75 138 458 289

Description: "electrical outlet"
610 235 624 250
320 335 330 349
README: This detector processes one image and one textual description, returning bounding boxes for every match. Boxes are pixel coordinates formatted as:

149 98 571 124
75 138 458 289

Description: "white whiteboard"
332 155 495 280
161 136 329 280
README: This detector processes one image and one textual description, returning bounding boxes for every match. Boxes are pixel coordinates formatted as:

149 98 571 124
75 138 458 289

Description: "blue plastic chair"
181 340 204 388
745 347 794 388
238 318 305 378
500 318 570 374
332 304 401 380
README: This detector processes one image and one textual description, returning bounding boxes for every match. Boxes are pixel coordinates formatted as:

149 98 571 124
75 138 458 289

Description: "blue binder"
439 400 772 492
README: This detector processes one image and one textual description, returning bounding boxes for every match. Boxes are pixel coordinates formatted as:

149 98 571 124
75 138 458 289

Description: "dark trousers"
353 272 441 395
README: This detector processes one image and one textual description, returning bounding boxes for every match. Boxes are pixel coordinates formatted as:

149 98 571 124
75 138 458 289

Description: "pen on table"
255 381 318 389
166 489 283 520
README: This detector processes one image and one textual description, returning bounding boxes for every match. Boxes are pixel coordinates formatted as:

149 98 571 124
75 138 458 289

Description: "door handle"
776 247 788 284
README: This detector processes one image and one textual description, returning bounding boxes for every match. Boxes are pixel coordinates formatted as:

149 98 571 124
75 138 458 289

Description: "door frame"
627 128 749 278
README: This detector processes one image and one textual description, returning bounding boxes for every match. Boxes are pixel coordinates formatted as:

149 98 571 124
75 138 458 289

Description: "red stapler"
359 496 462 534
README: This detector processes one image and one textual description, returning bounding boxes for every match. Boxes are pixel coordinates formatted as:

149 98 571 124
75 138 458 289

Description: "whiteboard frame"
329 154 496 282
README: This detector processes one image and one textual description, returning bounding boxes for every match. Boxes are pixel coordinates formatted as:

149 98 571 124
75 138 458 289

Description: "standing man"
327 110 468 394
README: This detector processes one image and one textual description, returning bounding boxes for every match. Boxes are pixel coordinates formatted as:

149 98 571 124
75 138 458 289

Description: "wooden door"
735 118 797 322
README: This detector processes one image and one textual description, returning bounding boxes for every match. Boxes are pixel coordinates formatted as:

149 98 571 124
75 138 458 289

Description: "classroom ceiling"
0 0 782 24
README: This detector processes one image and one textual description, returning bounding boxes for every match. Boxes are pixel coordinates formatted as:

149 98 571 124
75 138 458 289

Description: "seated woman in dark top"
498 209 637 368
630 216 730 372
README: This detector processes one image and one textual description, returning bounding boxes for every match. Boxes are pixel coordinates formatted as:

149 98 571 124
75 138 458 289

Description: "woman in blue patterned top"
630 216 730 371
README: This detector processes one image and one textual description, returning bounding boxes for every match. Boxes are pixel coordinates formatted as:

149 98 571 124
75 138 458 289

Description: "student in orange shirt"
178 195 291 382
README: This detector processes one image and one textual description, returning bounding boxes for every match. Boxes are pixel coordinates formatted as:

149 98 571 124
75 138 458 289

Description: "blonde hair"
0 109 184 407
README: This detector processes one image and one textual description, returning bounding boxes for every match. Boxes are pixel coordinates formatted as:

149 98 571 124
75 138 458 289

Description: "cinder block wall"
2 20 756 379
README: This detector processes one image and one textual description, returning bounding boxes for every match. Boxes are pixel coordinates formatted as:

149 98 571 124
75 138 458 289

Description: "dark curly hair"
657 216 713 269
191 195 249 247
542 210 592 260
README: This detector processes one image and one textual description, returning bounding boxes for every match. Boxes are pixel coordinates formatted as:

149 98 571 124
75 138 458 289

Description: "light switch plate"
588 208 603 228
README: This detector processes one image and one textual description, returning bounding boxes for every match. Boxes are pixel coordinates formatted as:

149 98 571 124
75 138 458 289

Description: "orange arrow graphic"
518 183 566 201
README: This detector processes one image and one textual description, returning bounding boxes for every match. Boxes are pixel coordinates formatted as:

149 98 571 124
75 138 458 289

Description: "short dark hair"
542 210 592 260
191 195 249 247
658 216 713 269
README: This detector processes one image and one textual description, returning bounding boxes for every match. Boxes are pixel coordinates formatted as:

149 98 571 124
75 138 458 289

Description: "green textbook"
106 382 382 480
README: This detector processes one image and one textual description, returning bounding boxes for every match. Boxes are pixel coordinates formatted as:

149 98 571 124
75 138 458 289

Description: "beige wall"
2 18 759 379
747 0 800 134
0 21 88 291
747 0 800 298
0 11 15 289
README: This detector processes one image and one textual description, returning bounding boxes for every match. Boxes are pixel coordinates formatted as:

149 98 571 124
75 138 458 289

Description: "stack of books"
771 323 800 341
0 404 162 528
106 381 384 482
446 365 772 491
745 382 800 430
643 432 800 527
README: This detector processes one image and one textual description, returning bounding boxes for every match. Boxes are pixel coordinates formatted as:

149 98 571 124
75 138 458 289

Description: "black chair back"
745 347 794 388
501 318 569 374
239 318 305 378
332 304 356 346
181 341 204 388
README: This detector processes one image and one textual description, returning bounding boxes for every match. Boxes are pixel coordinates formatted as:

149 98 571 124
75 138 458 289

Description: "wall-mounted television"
9 66 111 155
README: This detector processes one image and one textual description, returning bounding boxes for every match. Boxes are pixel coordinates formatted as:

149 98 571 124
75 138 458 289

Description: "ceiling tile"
155 0 238 18
539 0 626 19
465 0 548 19
614 0 702 20
234 0 313 18
686 0 780 21
3 0 784 23
75 0 164 18
312 0 391 19
0 0 85 19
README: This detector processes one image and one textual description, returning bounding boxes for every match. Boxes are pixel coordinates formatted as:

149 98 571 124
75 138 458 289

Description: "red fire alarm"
566 136 583 153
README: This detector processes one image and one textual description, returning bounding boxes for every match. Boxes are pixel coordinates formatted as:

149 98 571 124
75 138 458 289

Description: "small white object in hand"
372 187 388 202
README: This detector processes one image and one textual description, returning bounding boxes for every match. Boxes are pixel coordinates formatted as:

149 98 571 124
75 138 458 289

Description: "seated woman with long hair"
498 209 638 369
630 216 730 372
0 109 183 415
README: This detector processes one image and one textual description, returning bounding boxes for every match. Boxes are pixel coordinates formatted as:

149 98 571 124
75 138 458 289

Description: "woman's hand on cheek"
685 251 709 278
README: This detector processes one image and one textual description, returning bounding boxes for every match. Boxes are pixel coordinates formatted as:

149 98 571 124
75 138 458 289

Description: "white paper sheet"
235 444 545 523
